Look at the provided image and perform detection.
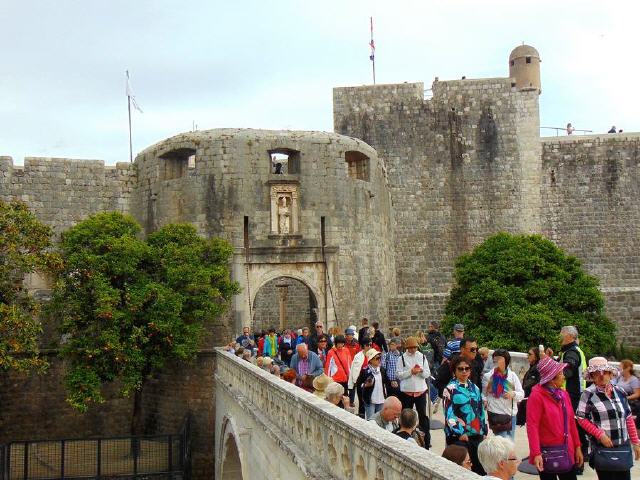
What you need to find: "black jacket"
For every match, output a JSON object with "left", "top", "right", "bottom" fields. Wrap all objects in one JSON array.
[
  {"left": 427, "top": 331, "right": 446, "bottom": 365},
  {"left": 560, "top": 342, "right": 582, "bottom": 409},
  {"left": 434, "top": 354, "right": 484, "bottom": 397},
  {"left": 372, "top": 330, "right": 388, "bottom": 352},
  {"left": 356, "top": 365, "right": 388, "bottom": 404}
]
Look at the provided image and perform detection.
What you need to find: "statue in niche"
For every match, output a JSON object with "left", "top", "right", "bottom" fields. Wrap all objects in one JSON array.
[{"left": 277, "top": 195, "right": 291, "bottom": 234}]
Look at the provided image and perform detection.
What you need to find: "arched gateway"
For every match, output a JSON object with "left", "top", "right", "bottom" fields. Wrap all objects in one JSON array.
[{"left": 252, "top": 276, "right": 318, "bottom": 331}]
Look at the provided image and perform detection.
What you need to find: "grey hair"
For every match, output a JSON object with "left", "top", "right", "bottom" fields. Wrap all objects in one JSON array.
[
  {"left": 477, "top": 436, "right": 514, "bottom": 475},
  {"left": 325, "top": 382, "right": 344, "bottom": 402},
  {"left": 561, "top": 325, "right": 579, "bottom": 339}
]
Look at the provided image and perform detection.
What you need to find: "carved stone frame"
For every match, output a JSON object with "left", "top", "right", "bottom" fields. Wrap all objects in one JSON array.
[{"left": 269, "top": 181, "right": 300, "bottom": 235}]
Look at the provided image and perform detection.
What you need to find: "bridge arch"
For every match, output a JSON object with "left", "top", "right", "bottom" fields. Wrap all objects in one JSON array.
[{"left": 218, "top": 416, "right": 245, "bottom": 480}]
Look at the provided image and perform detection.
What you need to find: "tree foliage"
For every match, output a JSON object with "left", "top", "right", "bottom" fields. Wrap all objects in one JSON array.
[
  {"left": 442, "top": 232, "right": 616, "bottom": 358},
  {"left": 0, "top": 200, "right": 57, "bottom": 373},
  {"left": 50, "top": 212, "right": 239, "bottom": 415}
]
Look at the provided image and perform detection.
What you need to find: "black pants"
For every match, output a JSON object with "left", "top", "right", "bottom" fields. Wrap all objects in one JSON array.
[
  {"left": 595, "top": 470, "right": 631, "bottom": 480},
  {"left": 539, "top": 472, "right": 577, "bottom": 480},
  {"left": 447, "top": 435, "right": 485, "bottom": 476},
  {"left": 399, "top": 391, "right": 431, "bottom": 449}
]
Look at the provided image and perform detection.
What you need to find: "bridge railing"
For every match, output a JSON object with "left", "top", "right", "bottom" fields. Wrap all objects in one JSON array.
[{"left": 215, "top": 348, "right": 479, "bottom": 480}]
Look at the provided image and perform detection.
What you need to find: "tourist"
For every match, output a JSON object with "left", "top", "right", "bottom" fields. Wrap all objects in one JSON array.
[
  {"left": 356, "top": 349, "right": 387, "bottom": 419},
  {"left": 367, "top": 326, "right": 382, "bottom": 352},
  {"left": 395, "top": 408, "right": 426, "bottom": 447},
  {"left": 236, "top": 326, "right": 255, "bottom": 350},
  {"left": 517, "top": 346, "right": 541, "bottom": 426},
  {"left": 566, "top": 123, "right": 575, "bottom": 135},
  {"left": 608, "top": 126, "right": 617, "bottom": 133},
  {"left": 477, "top": 436, "right": 520, "bottom": 480},
  {"left": 256, "top": 329, "right": 267, "bottom": 355},
  {"left": 324, "top": 381, "right": 354, "bottom": 412},
  {"left": 312, "top": 373, "right": 332, "bottom": 399},
  {"left": 388, "top": 326, "right": 402, "bottom": 349},
  {"left": 397, "top": 336, "right": 431, "bottom": 448},
  {"left": 442, "top": 444, "right": 473, "bottom": 471},
  {"left": 416, "top": 330, "right": 433, "bottom": 364},
  {"left": 381, "top": 338, "right": 402, "bottom": 398},
  {"left": 281, "top": 368, "right": 297, "bottom": 384},
  {"left": 613, "top": 359, "right": 640, "bottom": 427},
  {"left": 358, "top": 317, "right": 369, "bottom": 341},
  {"left": 444, "top": 323, "right": 465, "bottom": 359},
  {"left": 290, "top": 343, "right": 324, "bottom": 385},
  {"left": 443, "top": 355, "right": 487, "bottom": 476},
  {"left": 482, "top": 349, "right": 524, "bottom": 440},
  {"left": 526, "top": 356, "right": 583, "bottom": 480},
  {"left": 349, "top": 336, "right": 373, "bottom": 418},
  {"left": 435, "top": 337, "right": 483, "bottom": 396},
  {"left": 241, "top": 350, "right": 252, "bottom": 362},
  {"left": 325, "top": 334, "right": 352, "bottom": 392},
  {"left": 427, "top": 320, "right": 447, "bottom": 368},
  {"left": 278, "top": 329, "right": 295, "bottom": 366},
  {"left": 348, "top": 324, "right": 359, "bottom": 341},
  {"left": 576, "top": 357, "right": 640, "bottom": 480},
  {"left": 262, "top": 327, "right": 279, "bottom": 358},
  {"left": 479, "top": 347, "right": 492, "bottom": 374},
  {"left": 369, "top": 396, "right": 402, "bottom": 432},
  {"left": 309, "top": 321, "right": 332, "bottom": 351},
  {"left": 344, "top": 327, "right": 361, "bottom": 359},
  {"left": 295, "top": 326, "right": 310, "bottom": 346},
  {"left": 313, "top": 335, "right": 329, "bottom": 364}
]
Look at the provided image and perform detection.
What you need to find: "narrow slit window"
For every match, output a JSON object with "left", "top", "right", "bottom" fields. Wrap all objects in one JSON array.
[{"left": 525, "top": 56, "right": 532, "bottom": 64}]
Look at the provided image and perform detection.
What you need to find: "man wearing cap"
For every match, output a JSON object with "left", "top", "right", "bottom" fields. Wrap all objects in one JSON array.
[
  {"left": 344, "top": 327, "right": 361, "bottom": 359},
  {"left": 444, "top": 323, "right": 466, "bottom": 359},
  {"left": 349, "top": 336, "right": 374, "bottom": 418},
  {"left": 397, "top": 336, "right": 431, "bottom": 448},
  {"left": 382, "top": 338, "right": 402, "bottom": 398},
  {"left": 325, "top": 335, "right": 352, "bottom": 392}
]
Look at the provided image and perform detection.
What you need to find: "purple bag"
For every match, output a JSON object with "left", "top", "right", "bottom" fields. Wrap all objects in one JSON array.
[{"left": 540, "top": 391, "right": 574, "bottom": 474}]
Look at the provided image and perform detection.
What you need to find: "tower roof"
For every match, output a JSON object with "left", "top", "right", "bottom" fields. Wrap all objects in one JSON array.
[{"left": 509, "top": 44, "right": 540, "bottom": 61}]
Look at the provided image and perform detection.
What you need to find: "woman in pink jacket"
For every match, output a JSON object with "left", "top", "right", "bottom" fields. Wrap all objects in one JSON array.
[{"left": 526, "top": 356, "right": 584, "bottom": 480}]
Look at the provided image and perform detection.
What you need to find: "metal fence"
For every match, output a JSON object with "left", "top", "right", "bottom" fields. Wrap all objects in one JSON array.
[{"left": 0, "top": 414, "right": 191, "bottom": 480}]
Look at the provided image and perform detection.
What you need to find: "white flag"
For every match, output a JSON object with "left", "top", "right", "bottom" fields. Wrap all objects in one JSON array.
[
  {"left": 126, "top": 71, "right": 143, "bottom": 113},
  {"left": 328, "top": 357, "right": 338, "bottom": 377}
]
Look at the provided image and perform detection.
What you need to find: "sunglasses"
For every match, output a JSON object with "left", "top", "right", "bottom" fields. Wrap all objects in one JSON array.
[{"left": 456, "top": 366, "right": 471, "bottom": 372}]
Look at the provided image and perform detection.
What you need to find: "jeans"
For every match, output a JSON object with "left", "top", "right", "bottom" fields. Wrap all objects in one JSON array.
[
  {"left": 364, "top": 402, "right": 383, "bottom": 420},
  {"left": 495, "top": 415, "right": 517, "bottom": 441}
]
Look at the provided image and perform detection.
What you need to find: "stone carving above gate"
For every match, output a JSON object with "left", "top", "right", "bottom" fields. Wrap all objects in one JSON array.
[{"left": 269, "top": 182, "right": 300, "bottom": 235}]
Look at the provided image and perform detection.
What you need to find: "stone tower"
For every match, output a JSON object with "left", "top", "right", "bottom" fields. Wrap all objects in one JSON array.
[{"left": 509, "top": 44, "right": 541, "bottom": 94}]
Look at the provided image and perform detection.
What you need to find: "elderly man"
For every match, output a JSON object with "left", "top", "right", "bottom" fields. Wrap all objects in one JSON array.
[
  {"left": 477, "top": 437, "right": 520, "bottom": 480},
  {"left": 289, "top": 343, "right": 324, "bottom": 385},
  {"left": 397, "top": 336, "right": 431, "bottom": 448},
  {"left": 369, "top": 396, "right": 402, "bottom": 432}
]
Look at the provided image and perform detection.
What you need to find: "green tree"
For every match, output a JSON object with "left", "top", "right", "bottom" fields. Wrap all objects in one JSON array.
[
  {"left": 0, "top": 200, "right": 57, "bottom": 373},
  {"left": 442, "top": 232, "right": 615, "bottom": 358},
  {"left": 50, "top": 212, "right": 239, "bottom": 433}
]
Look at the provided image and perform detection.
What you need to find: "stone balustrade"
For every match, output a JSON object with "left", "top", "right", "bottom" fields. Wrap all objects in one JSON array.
[{"left": 215, "top": 348, "right": 479, "bottom": 479}]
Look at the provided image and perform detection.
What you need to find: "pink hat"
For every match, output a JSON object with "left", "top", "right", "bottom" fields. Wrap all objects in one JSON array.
[{"left": 537, "top": 356, "right": 568, "bottom": 385}]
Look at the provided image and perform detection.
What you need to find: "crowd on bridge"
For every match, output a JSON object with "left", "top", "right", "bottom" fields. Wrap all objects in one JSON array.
[{"left": 226, "top": 319, "right": 640, "bottom": 480}]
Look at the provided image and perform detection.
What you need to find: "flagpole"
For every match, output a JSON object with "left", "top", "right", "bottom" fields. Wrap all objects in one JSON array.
[
  {"left": 127, "top": 71, "right": 133, "bottom": 163},
  {"left": 370, "top": 17, "right": 376, "bottom": 85}
]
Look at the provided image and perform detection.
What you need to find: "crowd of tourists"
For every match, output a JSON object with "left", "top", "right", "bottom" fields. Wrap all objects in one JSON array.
[{"left": 226, "top": 319, "right": 640, "bottom": 479}]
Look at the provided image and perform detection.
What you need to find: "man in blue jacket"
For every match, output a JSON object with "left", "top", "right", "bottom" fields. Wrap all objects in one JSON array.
[{"left": 289, "top": 344, "right": 324, "bottom": 384}]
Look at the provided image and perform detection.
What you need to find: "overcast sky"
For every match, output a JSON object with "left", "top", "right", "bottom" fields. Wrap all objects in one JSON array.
[{"left": 2, "top": 1, "right": 638, "bottom": 165}]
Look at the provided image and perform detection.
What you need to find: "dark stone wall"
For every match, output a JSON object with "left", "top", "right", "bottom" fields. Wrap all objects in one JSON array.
[{"left": 252, "top": 276, "right": 313, "bottom": 332}]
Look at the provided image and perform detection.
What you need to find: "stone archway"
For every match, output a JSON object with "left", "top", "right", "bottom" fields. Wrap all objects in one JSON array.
[
  {"left": 252, "top": 276, "right": 318, "bottom": 331},
  {"left": 220, "top": 435, "right": 243, "bottom": 480}
]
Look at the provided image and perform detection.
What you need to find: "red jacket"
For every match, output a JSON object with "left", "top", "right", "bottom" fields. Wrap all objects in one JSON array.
[
  {"left": 325, "top": 346, "right": 352, "bottom": 383},
  {"left": 344, "top": 340, "right": 361, "bottom": 360},
  {"left": 526, "top": 384, "right": 581, "bottom": 464}
]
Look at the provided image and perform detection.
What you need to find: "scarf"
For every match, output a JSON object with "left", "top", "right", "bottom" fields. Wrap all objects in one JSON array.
[
  {"left": 490, "top": 368, "right": 510, "bottom": 398},
  {"left": 595, "top": 383, "right": 615, "bottom": 398},
  {"left": 545, "top": 385, "right": 564, "bottom": 402}
]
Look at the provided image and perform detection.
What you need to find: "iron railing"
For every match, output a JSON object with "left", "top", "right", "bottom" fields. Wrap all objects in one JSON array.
[{"left": 0, "top": 413, "right": 191, "bottom": 480}]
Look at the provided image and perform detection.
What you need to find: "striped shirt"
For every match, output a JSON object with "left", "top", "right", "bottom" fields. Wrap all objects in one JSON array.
[{"left": 443, "top": 339, "right": 461, "bottom": 359}]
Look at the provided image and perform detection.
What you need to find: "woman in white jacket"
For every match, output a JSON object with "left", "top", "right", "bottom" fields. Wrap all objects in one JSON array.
[
  {"left": 348, "top": 337, "right": 373, "bottom": 418},
  {"left": 482, "top": 349, "right": 524, "bottom": 441}
]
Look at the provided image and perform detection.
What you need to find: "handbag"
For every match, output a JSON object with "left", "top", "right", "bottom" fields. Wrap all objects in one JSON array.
[
  {"left": 488, "top": 411, "right": 512, "bottom": 433},
  {"left": 540, "top": 391, "right": 574, "bottom": 473},
  {"left": 590, "top": 388, "right": 634, "bottom": 471}
]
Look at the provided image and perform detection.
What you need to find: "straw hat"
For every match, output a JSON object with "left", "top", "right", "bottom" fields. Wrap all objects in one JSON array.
[
  {"left": 366, "top": 349, "right": 383, "bottom": 362},
  {"left": 312, "top": 373, "right": 333, "bottom": 398}
]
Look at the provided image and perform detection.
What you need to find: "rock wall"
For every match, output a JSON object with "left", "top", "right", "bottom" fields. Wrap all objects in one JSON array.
[{"left": 252, "top": 276, "right": 313, "bottom": 332}]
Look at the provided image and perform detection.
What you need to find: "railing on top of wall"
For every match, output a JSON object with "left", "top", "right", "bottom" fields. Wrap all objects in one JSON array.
[{"left": 215, "top": 348, "right": 479, "bottom": 480}]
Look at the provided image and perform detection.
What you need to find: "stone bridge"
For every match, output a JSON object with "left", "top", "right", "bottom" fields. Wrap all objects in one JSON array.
[{"left": 214, "top": 349, "right": 478, "bottom": 479}]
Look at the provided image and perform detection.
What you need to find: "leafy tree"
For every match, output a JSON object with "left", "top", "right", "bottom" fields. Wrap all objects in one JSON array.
[
  {"left": 442, "top": 232, "right": 616, "bottom": 358},
  {"left": 0, "top": 200, "right": 57, "bottom": 373},
  {"left": 50, "top": 212, "right": 239, "bottom": 433}
]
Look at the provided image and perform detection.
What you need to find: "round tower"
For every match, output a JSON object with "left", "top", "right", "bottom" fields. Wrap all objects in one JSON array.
[{"left": 509, "top": 44, "right": 541, "bottom": 94}]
